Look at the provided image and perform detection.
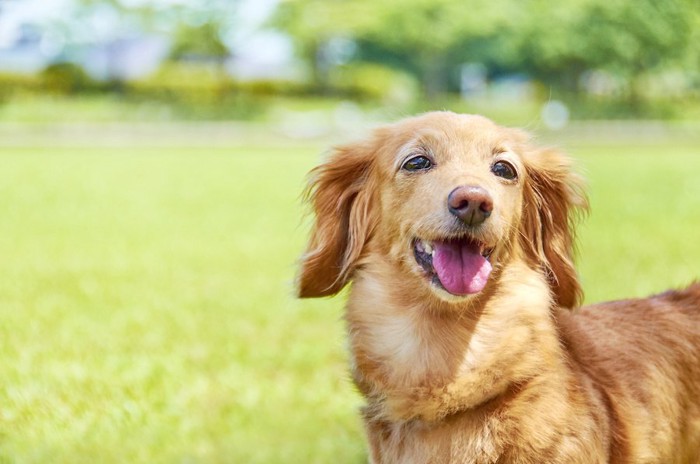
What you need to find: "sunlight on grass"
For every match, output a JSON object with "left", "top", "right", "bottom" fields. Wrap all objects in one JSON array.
[
  {"left": 0, "top": 146, "right": 364, "bottom": 463},
  {"left": 574, "top": 143, "right": 700, "bottom": 303},
  {"left": 0, "top": 139, "right": 698, "bottom": 463}
]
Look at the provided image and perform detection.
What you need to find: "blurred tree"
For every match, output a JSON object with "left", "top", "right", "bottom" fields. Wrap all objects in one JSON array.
[
  {"left": 681, "top": 1, "right": 700, "bottom": 90},
  {"left": 41, "top": 62, "right": 98, "bottom": 94},
  {"left": 273, "top": 0, "right": 375, "bottom": 91},
  {"left": 275, "top": 0, "right": 516, "bottom": 98},
  {"left": 276, "top": 0, "right": 700, "bottom": 101},
  {"left": 170, "top": 21, "right": 229, "bottom": 62},
  {"left": 517, "top": 0, "right": 697, "bottom": 101},
  {"left": 364, "top": 0, "right": 519, "bottom": 99},
  {"left": 167, "top": 20, "right": 230, "bottom": 82}
]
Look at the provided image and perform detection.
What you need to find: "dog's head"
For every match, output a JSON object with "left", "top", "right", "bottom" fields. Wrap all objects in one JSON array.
[{"left": 297, "top": 112, "right": 587, "bottom": 308}]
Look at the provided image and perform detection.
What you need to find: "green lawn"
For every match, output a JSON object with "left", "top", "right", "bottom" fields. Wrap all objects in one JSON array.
[{"left": 0, "top": 138, "right": 699, "bottom": 463}]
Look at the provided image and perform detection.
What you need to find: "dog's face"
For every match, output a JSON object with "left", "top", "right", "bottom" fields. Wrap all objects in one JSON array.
[
  {"left": 298, "top": 112, "right": 586, "bottom": 308},
  {"left": 375, "top": 115, "right": 526, "bottom": 300}
]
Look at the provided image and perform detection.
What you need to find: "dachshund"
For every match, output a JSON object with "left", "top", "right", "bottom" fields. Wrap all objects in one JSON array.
[{"left": 297, "top": 112, "right": 700, "bottom": 463}]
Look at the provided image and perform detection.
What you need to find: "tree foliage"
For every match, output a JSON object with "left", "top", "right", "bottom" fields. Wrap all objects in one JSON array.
[
  {"left": 275, "top": 0, "right": 517, "bottom": 95},
  {"left": 170, "top": 22, "right": 229, "bottom": 60},
  {"left": 516, "top": 0, "right": 695, "bottom": 86},
  {"left": 275, "top": 0, "right": 700, "bottom": 99}
]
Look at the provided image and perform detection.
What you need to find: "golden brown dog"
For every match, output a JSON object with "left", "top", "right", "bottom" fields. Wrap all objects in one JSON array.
[{"left": 297, "top": 112, "right": 700, "bottom": 463}]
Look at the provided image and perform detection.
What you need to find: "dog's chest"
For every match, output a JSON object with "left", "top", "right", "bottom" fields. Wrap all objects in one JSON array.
[
  {"left": 347, "top": 282, "right": 479, "bottom": 386},
  {"left": 368, "top": 413, "right": 508, "bottom": 464}
]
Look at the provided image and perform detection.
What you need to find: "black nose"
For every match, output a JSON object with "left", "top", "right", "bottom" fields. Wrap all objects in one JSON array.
[{"left": 447, "top": 185, "right": 493, "bottom": 226}]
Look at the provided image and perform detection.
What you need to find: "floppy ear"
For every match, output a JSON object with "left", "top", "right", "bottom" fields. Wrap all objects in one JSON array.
[
  {"left": 520, "top": 148, "right": 588, "bottom": 308},
  {"left": 297, "top": 140, "right": 378, "bottom": 298}
]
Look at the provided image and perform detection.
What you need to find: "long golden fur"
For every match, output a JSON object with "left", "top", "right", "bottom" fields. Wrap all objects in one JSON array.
[{"left": 297, "top": 112, "right": 700, "bottom": 463}]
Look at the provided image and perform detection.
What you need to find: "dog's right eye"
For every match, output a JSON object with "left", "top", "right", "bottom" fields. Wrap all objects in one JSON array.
[{"left": 402, "top": 155, "right": 433, "bottom": 172}]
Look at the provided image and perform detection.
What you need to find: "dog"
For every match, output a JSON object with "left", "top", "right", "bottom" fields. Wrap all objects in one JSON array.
[{"left": 297, "top": 112, "right": 700, "bottom": 463}]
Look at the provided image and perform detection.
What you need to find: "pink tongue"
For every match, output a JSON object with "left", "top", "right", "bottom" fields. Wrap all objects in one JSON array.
[{"left": 432, "top": 240, "right": 492, "bottom": 295}]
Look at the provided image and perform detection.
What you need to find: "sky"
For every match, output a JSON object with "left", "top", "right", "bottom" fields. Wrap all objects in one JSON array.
[{"left": 0, "top": 0, "right": 281, "bottom": 48}]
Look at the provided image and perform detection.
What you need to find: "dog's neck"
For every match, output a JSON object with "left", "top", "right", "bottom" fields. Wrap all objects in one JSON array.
[{"left": 346, "top": 256, "right": 566, "bottom": 421}]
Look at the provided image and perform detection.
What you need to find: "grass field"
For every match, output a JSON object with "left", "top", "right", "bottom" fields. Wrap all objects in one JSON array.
[{"left": 1, "top": 136, "right": 699, "bottom": 463}]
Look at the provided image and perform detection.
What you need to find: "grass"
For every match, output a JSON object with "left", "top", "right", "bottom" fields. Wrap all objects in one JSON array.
[
  {"left": 575, "top": 143, "right": 700, "bottom": 302},
  {"left": 0, "top": 136, "right": 699, "bottom": 463}
]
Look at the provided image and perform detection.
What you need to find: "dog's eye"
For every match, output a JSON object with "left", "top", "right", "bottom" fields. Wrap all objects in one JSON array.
[
  {"left": 491, "top": 161, "right": 517, "bottom": 180},
  {"left": 402, "top": 155, "right": 433, "bottom": 172}
]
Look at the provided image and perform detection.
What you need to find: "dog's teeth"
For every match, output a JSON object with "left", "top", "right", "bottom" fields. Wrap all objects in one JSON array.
[{"left": 423, "top": 241, "right": 434, "bottom": 255}]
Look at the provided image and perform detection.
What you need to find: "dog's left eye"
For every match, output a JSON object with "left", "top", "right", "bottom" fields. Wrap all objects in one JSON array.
[
  {"left": 402, "top": 155, "right": 433, "bottom": 172},
  {"left": 491, "top": 161, "right": 517, "bottom": 180}
]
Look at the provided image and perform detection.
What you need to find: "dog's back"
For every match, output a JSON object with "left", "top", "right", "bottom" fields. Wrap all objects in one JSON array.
[{"left": 559, "top": 283, "right": 700, "bottom": 463}]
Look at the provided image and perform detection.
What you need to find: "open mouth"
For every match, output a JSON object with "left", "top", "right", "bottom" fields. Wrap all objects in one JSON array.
[{"left": 413, "top": 237, "right": 493, "bottom": 296}]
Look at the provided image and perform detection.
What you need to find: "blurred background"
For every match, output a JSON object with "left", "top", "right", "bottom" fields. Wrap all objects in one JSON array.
[
  {"left": 1, "top": 0, "right": 699, "bottom": 130},
  {"left": 2, "top": 1, "right": 700, "bottom": 463}
]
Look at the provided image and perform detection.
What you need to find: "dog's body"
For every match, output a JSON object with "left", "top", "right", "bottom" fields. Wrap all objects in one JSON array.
[
  {"left": 297, "top": 112, "right": 700, "bottom": 463},
  {"left": 351, "top": 264, "right": 700, "bottom": 463}
]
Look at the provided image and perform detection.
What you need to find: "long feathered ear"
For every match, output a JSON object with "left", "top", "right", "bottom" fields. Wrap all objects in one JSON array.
[
  {"left": 520, "top": 147, "right": 588, "bottom": 308},
  {"left": 297, "top": 140, "right": 378, "bottom": 298}
]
